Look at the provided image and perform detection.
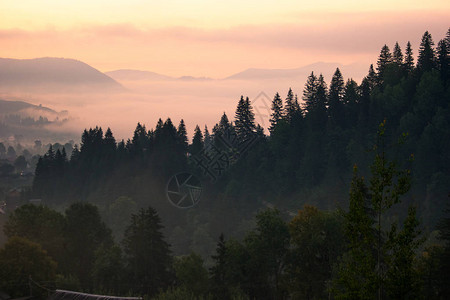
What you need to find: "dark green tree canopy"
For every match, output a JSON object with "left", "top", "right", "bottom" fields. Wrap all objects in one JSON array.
[
  {"left": 417, "top": 31, "right": 437, "bottom": 73},
  {"left": 122, "top": 206, "right": 172, "bottom": 296}
]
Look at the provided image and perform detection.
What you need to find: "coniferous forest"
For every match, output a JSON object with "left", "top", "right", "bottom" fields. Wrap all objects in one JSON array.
[{"left": 1, "top": 29, "right": 450, "bottom": 299}]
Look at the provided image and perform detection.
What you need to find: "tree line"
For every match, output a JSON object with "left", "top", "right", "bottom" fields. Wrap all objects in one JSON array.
[
  {"left": 2, "top": 136, "right": 450, "bottom": 298},
  {"left": 1, "top": 28, "right": 445, "bottom": 299},
  {"left": 24, "top": 29, "right": 450, "bottom": 264}
]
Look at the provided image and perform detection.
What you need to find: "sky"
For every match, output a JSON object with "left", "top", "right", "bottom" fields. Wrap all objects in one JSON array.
[
  {"left": 0, "top": 1, "right": 449, "bottom": 142},
  {"left": 1, "top": 0, "right": 449, "bottom": 78}
]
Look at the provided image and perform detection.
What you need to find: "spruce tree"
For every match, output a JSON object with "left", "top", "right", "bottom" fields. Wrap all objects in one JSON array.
[
  {"left": 104, "top": 127, "right": 117, "bottom": 153},
  {"left": 283, "top": 88, "right": 296, "bottom": 123},
  {"left": 244, "top": 96, "right": 256, "bottom": 132},
  {"left": 104, "top": 128, "right": 116, "bottom": 146},
  {"left": 302, "top": 72, "right": 318, "bottom": 114},
  {"left": 212, "top": 112, "right": 233, "bottom": 147},
  {"left": 376, "top": 44, "right": 392, "bottom": 84},
  {"left": 203, "top": 125, "right": 211, "bottom": 148},
  {"left": 162, "top": 118, "right": 178, "bottom": 143},
  {"left": 316, "top": 74, "right": 328, "bottom": 109},
  {"left": 131, "top": 123, "right": 148, "bottom": 155},
  {"left": 343, "top": 79, "right": 359, "bottom": 127},
  {"left": 333, "top": 122, "right": 422, "bottom": 299},
  {"left": 367, "top": 64, "right": 377, "bottom": 87},
  {"left": 154, "top": 118, "right": 164, "bottom": 141},
  {"left": 392, "top": 42, "right": 403, "bottom": 65},
  {"left": 333, "top": 166, "right": 376, "bottom": 299},
  {"left": 122, "top": 207, "right": 172, "bottom": 297},
  {"left": 328, "top": 68, "right": 345, "bottom": 126},
  {"left": 437, "top": 38, "right": 450, "bottom": 83},
  {"left": 404, "top": 41, "right": 415, "bottom": 74},
  {"left": 190, "top": 125, "right": 204, "bottom": 155},
  {"left": 269, "top": 92, "right": 283, "bottom": 133},
  {"left": 70, "top": 144, "right": 80, "bottom": 162},
  {"left": 417, "top": 31, "right": 436, "bottom": 73},
  {"left": 210, "top": 233, "right": 229, "bottom": 298},
  {"left": 303, "top": 72, "right": 327, "bottom": 128},
  {"left": 218, "top": 112, "right": 231, "bottom": 132},
  {"left": 235, "top": 96, "right": 256, "bottom": 140},
  {"left": 177, "top": 119, "right": 189, "bottom": 154}
]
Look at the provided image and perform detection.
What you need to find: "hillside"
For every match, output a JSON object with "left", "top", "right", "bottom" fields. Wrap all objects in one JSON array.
[
  {"left": 105, "top": 69, "right": 173, "bottom": 81},
  {"left": 0, "top": 57, "right": 124, "bottom": 92},
  {"left": 106, "top": 69, "right": 213, "bottom": 81},
  {"left": 0, "top": 99, "right": 57, "bottom": 115},
  {"left": 225, "top": 62, "right": 368, "bottom": 81}
]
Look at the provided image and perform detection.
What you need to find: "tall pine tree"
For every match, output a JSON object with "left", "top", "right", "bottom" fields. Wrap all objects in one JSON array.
[
  {"left": 376, "top": 44, "right": 392, "bottom": 85},
  {"left": 417, "top": 31, "right": 437, "bottom": 74},
  {"left": 177, "top": 119, "right": 189, "bottom": 154},
  {"left": 269, "top": 92, "right": 283, "bottom": 133},
  {"left": 235, "top": 96, "right": 256, "bottom": 140},
  {"left": 404, "top": 41, "right": 415, "bottom": 74},
  {"left": 328, "top": 68, "right": 345, "bottom": 127},
  {"left": 190, "top": 125, "right": 204, "bottom": 155},
  {"left": 437, "top": 38, "right": 450, "bottom": 83},
  {"left": 122, "top": 207, "right": 172, "bottom": 297},
  {"left": 392, "top": 42, "right": 404, "bottom": 66}
]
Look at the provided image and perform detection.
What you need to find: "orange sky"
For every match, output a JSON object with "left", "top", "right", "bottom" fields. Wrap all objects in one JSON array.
[{"left": 0, "top": 1, "right": 449, "bottom": 77}]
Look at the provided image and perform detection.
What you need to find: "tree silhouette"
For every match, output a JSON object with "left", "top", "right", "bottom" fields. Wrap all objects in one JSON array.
[
  {"left": 190, "top": 125, "right": 204, "bottom": 155},
  {"left": 417, "top": 31, "right": 436, "bottom": 74},
  {"left": 269, "top": 92, "right": 283, "bottom": 132},
  {"left": 122, "top": 207, "right": 172, "bottom": 296},
  {"left": 404, "top": 41, "right": 415, "bottom": 74}
]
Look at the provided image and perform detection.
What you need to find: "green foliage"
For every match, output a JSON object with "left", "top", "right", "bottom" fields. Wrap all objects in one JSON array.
[
  {"left": 332, "top": 122, "right": 423, "bottom": 299},
  {"left": 235, "top": 95, "right": 256, "bottom": 140},
  {"left": 173, "top": 253, "right": 209, "bottom": 297},
  {"left": 105, "top": 196, "right": 138, "bottom": 241},
  {"left": 122, "top": 206, "right": 172, "bottom": 297},
  {"left": 209, "top": 209, "right": 290, "bottom": 299},
  {"left": 416, "top": 244, "right": 445, "bottom": 299},
  {"left": 246, "top": 208, "right": 290, "bottom": 299},
  {"left": 0, "top": 236, "right": 57, "bottom": 298},
  {"left": 4, "top": 204, "right": 66, "bottom": 264},
  {"left": 63, "top": 202, "right": 113, "bottom": 290},
  {"left": 385, "top": 206, "right": 423, "bottom": 299},
  {"left": 431, "top": 205, "right": 450, "bottom": 298},
  {"left": 20, "top": 29, "right": 450, "bottom": 299},
  {"left": 377, "top": 44, "right": 392, "bottom": 85},
  {"left": 328, "top": 67, "right": 345, "bottom": 127},
  {"left": 269, "top": 92, "right": 283, "bottom": 132},
  {"left": 190, "top": 125, "right": 204, "bottom": 155},
  {"left": 417, "top": 31, "right": 437, "bottom": 74},
  {"left": 332, "top": 168, "right": 377, "bottom": 299},
  {"left": 288, "top": 205, "right": 345, "bottom": 299},
  {"left": 92, "top": 244, "right": 125, "bottom": 295},
  {"left": 404, "top": 41, "right": 415, "bottom": 73}
]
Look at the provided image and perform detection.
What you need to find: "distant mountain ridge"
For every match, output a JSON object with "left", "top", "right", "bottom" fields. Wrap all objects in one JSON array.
[
  {"left": 106, "top": 62, "right": 368, "bottom": 83},
  {"left": 105, "top": 69, "right": 173, "bottom": 81},
  {"left": 225, "top": 62, "right": 369, "bottom": 80},
  {"left": 0, "top": 98, "right": 60, "bottom": 115},
  {"left": 105, "top": 69, "right": 213, "bottom": 81},
  {"left": 0, "top": 57, "right": 124, "bottom": 92}
]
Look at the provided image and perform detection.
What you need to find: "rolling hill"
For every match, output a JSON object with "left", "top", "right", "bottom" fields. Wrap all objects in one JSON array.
[
  {"left": 0, "top": 99, "right": 58, "bottom": 115},
  {"left": 225, "top": 62, "right": 368, "bottom": 81},
  {"left": 0, "top": 57, "right": 124, "bottom": 93}
]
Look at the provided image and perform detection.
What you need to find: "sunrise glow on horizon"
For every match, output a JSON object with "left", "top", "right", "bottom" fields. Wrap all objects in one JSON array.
[{"left": 1, "top": 0, "right": 449, "bottom": 77}]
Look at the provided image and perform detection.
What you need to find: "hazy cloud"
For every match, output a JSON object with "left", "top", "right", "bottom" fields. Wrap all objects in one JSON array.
[{"left": 0, "top": 10, "right": 447, "bottom": 77}]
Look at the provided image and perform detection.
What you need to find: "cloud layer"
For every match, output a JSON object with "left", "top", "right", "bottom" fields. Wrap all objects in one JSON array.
[{"left": 0, "top": 10, "right": 448, "bottom": 77}]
